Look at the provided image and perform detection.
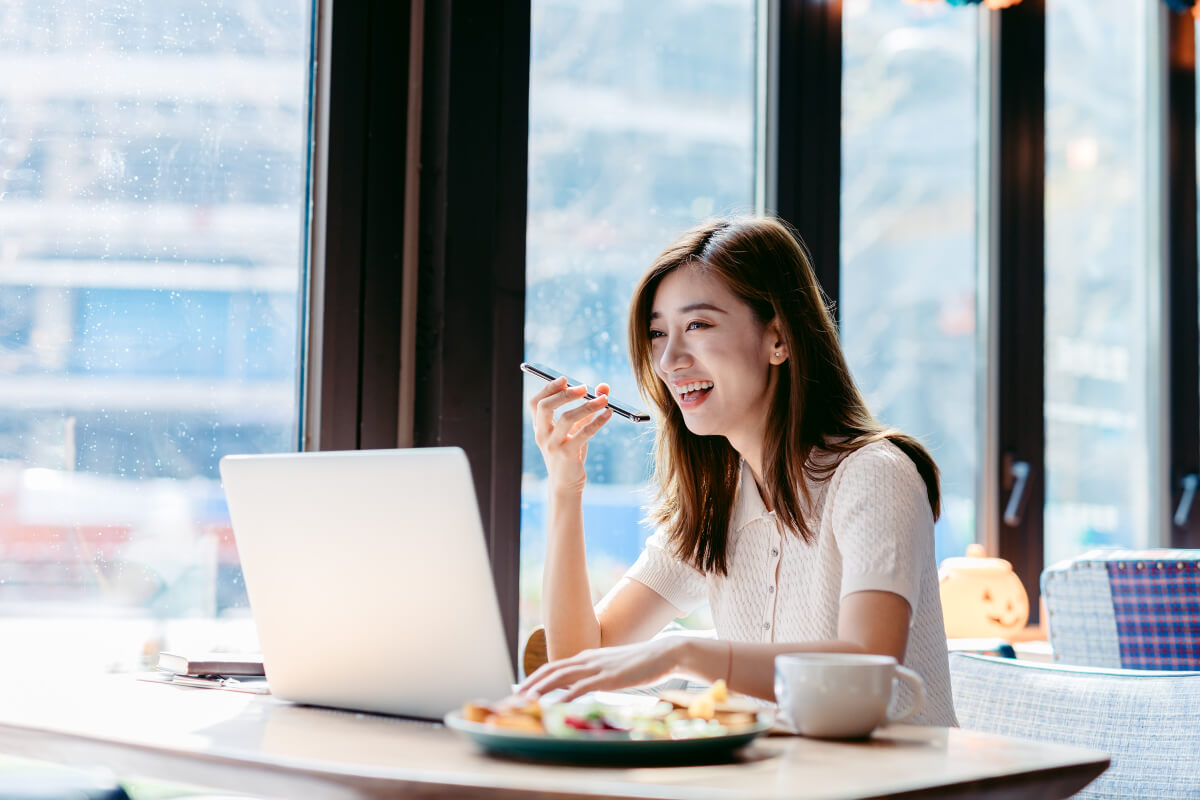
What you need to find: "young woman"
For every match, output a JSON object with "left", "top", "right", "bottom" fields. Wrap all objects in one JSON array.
[{"left": 519, "top": 216, "right": 955, "bottom": 726}]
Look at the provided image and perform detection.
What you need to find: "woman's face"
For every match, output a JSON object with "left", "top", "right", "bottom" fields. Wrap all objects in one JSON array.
[{"left": 648, "top": 265, "right": 782, "bottom": 450}]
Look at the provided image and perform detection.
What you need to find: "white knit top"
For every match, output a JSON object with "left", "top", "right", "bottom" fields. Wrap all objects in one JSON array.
[{"left": 624, "top": 439, "right": 957, "bottom": 727}]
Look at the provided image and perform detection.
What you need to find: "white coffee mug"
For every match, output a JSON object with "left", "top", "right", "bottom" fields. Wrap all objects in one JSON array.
[{"left": 773, "top": 653, "right": 925, "bottom": 739}]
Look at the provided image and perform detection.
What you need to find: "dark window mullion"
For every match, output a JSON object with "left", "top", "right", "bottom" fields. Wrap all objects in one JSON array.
[
  {"left": 993, "top": 0, "right": 1046, "bottom": 618},
  {"left": 309, "top": 0, "right": 371, "bottom": 451},
  {"left": 309, "top": 0, "right": 411, "bottom": 452},
  {"left": 358, "top": 1, "right": 413, "bottom": 449},
  {"left": 774, "top": 0, "right": 842, "bottom": 312},
  {"left": 414, "top": 1, "right": 530, "bottom": 668},
  {"left": 1168, "top": 13, "right": 1200, "bottom": 548}
]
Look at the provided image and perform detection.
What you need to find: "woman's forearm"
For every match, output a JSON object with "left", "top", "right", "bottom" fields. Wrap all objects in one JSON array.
[
  {"left": 542, "top": 489, "right": 602, "bottom": 660},
  {"left": 678, "top": 638, "right": 867, "bottom": 701}
]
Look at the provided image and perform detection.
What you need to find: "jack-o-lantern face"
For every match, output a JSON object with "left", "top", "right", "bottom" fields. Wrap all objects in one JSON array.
[
  {"left": 938, "top": 551, "right": 1030, "bottom": 638},
  {"left": 980, "top": 586, "right": 1024, "bottom": 630}
]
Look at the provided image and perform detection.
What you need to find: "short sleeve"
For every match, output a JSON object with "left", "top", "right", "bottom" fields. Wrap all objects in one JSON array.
[
  {"left": 623, "top": 527, "right": 709, "bottom": 615},
  {"left": 830, "top": 441, "right": 934, "bottom": 617}
]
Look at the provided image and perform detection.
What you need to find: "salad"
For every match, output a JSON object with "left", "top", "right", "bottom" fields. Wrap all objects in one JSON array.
[{"left": 459, "top": 680, "right": 766, "bottom": 741}]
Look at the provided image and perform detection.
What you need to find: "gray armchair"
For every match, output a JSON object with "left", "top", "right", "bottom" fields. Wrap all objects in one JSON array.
[{"left": 949, "top": 652, "right": 1200, "bottom": 799}]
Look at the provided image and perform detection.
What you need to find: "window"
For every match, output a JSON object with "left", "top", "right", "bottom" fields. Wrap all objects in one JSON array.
[
  {"left": 521, "top": 0, "right": 760, "bottom": 639},
  {"left": 0, "top": 1, "right": 313, "bottom": 665},
  {"left": 841, "top": 0, "right": 980, "bottom": 564},
  {"left": 1044, "top": 0, "right": 1152, "bottom": 564}
]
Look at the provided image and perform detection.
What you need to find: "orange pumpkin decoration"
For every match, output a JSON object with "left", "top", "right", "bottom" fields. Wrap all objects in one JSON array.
[{"left": 938, "top": 544, "right": 1029, "bottom": 639}]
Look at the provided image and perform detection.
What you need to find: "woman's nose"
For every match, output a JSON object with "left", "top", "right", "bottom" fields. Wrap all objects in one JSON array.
[{"left": 658, "top": 335, "right": 691, "bottom": 372}]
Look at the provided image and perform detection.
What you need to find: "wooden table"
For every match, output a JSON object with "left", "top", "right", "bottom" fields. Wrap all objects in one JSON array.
[{"left": 0, "top": 675, "right": 1107, "bottom": 799}]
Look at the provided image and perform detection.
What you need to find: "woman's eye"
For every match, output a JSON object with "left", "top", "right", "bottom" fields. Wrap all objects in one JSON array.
[
  {"left": 687, "top": 321, "right": 710, "bottom": 331},
  {"left": 648, "top": 330, "right": 665, "bottom": 340}
]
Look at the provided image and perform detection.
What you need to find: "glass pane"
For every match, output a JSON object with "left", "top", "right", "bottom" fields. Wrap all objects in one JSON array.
[
  {"left": 840, "top": 0, "right": 979, "bottom": 565},
  {"left": 1044, "top": 0, "right": 1149, "bottom": 564},
  {"left": 522, "top": 0, "right": 758, "bottom": 641},
  {"left": 0, "top": 1, "right": 312, "bottom": 666}
]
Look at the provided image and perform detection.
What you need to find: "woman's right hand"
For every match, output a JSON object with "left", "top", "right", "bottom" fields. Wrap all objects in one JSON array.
[{"left": 529, "top": 377, "right": 612, "bottom": 496}]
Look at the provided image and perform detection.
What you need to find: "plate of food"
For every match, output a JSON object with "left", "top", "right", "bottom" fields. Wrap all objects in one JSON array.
[{"left": 444, "top": 680, "right": 774, "bottom": 765}]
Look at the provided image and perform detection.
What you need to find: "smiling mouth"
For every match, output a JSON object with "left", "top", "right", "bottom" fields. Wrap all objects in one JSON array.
[
  {"left": 676, "top": 383, "right": 713, "bottom": 408},
  {"left": 988, "top": 615, "right": 1019, "bottom": 628}
]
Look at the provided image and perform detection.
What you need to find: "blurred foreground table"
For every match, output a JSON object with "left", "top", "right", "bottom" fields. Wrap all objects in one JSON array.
[{"left": 0, "top": 676, "right": 1107, "bottom": 799}]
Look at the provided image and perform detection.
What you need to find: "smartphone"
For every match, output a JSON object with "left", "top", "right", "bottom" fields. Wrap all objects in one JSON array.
[{"left": 520, "top": 362, "right": 651, "bottom": 423}]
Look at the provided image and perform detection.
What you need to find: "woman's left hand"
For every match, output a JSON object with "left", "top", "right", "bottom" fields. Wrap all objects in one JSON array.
[{"left": 518, "top": 637, "right": 687, "bottom": 702}]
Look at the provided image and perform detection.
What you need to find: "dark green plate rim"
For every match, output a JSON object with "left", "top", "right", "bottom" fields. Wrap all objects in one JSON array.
[{"left": 443, "top": 710, "right": 773, "bottom": 765}]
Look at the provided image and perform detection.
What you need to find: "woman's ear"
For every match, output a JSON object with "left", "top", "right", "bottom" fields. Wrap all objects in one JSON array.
[{"left": 766, "top": 319, "right": 787, "bottom": 365}]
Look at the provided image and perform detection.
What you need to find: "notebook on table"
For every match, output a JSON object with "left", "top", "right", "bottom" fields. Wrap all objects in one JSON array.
[
  {"left": 156, "top": 651, "right": 265, "bottom": 677},
  {"left": 218, "top": 447, "right": 515, "bottom": 720}
]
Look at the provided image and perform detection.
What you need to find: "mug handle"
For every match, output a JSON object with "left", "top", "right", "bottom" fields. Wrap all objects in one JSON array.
[{"left": 886, "top": 665, "right": 925, "bottom": 724}]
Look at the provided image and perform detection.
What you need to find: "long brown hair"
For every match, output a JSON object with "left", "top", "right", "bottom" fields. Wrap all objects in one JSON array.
[{"left": 628, "top": 216, "right": 941, "bottom": 576}]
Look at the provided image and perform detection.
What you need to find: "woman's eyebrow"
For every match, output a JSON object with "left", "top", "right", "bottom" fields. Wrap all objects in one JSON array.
[{"left": 649, "top": 302, "right": 728, "bottom": 320}]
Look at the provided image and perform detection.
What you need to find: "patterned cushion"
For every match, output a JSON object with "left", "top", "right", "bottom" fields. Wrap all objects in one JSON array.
[
  {"left": 1042, "top": 549, "right": 1200, "bottom": 670},
  {"left": 949, "top": 653, "right": 1200, "bottom": 799}
]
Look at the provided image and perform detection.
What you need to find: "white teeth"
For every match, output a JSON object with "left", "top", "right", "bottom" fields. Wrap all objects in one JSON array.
[{"left": 676, "top": 381, "right": 714, "bottom": 396}]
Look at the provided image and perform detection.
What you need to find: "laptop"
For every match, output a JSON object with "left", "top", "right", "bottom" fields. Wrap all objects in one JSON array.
[{"left": 218, "top": 447, "right": 516, "bottom": 720}]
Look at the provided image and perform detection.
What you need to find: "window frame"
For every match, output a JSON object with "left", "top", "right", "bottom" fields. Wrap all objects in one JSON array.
[
  {"left": 411, "top": 0, "right": 530, "bottom": 662},
  {"left": 306, "top": 0, "right": 415, "bottom": 453},
  {"left": 989, "top": 0, "right": 1047, "bottom": 619},
  {"left": 1167, "top": 11, "right": 1200, "bottom": 549},
  {"left": 315, "top": 0, "right": 1200, "bottom": 657},
  {"left": 308, "top": 0, "right": 531, "bottom": 666},
  {"left": 772, "top": 0, "right": 842, "bottom": 308}
]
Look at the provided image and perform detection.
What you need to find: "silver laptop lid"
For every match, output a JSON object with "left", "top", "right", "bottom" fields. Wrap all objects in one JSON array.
[{"left": 219, "top": 447, "right": 515, "bottom": 719}]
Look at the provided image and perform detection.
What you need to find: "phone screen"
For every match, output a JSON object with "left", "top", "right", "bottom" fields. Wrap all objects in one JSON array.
[{"left": 520, "top": 362, "right": 650, "bottom": 423}]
